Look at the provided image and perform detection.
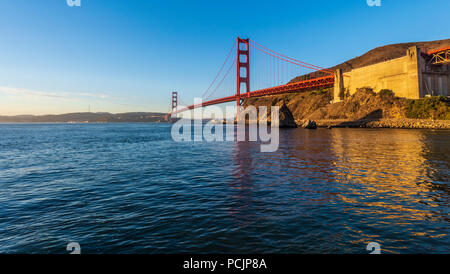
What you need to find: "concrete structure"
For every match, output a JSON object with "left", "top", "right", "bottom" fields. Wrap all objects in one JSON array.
[
  {"left": 333, "top": 69, "right": 344, "bottom": 103},
  {"left": 334, "top": 46, "right": 450, "bottom": 101}
]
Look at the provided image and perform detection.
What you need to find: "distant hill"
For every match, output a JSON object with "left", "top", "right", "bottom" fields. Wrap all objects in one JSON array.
[
  {"left": 0, "top": 112, "right": 168, "bottom": 123},
  {"left": 290, "top": 38, "right": 450, "bottom": 82}
]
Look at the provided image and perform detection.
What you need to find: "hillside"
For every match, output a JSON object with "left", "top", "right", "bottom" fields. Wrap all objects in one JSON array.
[
  {"left": 0, "top": 112, "right": 167, "bottom": 123},
  {"left": 243, "top": 87, "right": 450, "bottom": 129},
  {"left": 290, "top": 38, "right": 450, "bottom": 82},
  {"left": 244, "top": 39, "right": 450, "bottom": 128}
]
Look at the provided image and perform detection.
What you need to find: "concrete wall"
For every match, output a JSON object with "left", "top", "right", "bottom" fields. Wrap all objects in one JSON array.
[{"left": 334, "top": 46, "right": 450, "bottom": 101}]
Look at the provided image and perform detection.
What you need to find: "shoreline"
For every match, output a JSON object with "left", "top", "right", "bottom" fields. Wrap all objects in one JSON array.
[
  {"left": 312, "top": 118, "right": 450, "bottom": 129},
  {"left": 1, "top": 119, "right": 449, "bottom": 130}
]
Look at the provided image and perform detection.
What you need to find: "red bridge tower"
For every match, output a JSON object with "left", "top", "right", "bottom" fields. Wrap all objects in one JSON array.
[
  {"left": 171, "top": 91, "right": 178, "bottom": 118},
  {"left": 236, "top": 38, "right": 250, "bottom": 113}
]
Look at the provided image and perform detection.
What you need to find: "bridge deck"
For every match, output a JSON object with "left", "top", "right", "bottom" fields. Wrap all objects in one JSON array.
[
  {"left": 427, "top": 46, "right": 450, "bottom": 55},
  {"left": 172, "top": 75, "right": 334, "bottom": 115},
  {"left": 427, "top": 46, "right": 450, "bottom": 65}
]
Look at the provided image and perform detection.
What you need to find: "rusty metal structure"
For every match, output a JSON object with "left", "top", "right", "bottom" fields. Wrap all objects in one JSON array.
[{"left": 428, "top": 46, "right": 450, "bottom": 65}]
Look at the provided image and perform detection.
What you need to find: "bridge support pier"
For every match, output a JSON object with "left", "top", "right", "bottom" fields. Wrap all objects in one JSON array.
[{"left": 333, "top": 69, "right": 344, "bottom": 103}]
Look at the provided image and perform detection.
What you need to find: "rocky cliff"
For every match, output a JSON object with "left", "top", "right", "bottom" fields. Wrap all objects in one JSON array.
[{"left": 244, "top": 88, "right": 450, "bottom": 128}]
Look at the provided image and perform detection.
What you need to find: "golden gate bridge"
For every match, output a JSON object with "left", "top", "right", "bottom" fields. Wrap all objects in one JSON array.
[
  {"left": 168, "top": 37, "right": 450, "bottom": 119},
  {"left": 168, "top": 37, "right": 335, "bottom": 119}
]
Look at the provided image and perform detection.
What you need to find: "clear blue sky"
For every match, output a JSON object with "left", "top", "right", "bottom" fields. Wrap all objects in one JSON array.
[{"left": 0, "top": 0, "right": 448, "bottom": 115}]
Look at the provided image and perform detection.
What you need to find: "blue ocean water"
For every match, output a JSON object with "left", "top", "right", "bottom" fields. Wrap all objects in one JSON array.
[{"left": 0, "top": 123, "right": 448, "bottom": 254}]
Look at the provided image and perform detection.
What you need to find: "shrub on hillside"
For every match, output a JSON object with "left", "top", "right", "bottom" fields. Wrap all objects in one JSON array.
[
  {"left": 356, "top": 87, "right": 376, "bottom": 96},
  {"left": 379, "top": 89, "right": 395, "bottom": 98},
  {"left": 406, "top": 96, "right": 450, "bottom": 120},
  {"left": 311, "top": 88, "right": 331, "bottom": 96}
]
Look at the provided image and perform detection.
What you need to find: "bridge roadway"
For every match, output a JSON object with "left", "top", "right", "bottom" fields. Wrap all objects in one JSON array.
[{"left": 171, "top": 75, "right": 334, "bottom": 115}]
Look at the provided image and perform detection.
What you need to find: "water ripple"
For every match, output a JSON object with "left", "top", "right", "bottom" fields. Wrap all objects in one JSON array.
[{"left": 0, "top": 124, "right": 448, "bottom": 254}]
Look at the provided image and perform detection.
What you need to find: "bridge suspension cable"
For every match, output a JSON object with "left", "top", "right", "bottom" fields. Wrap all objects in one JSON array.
[
  {"left": 249, "top": 39, "right": 333, "bottom": 74},
  {"left": 204, "top": 59, "right": 236, "bottom": 101},
  {"left": 249, "top": 40, "right": 333, "bottom": 75},
  {"left": 201, "top": 41, "right": 237, "bottom": 100}
]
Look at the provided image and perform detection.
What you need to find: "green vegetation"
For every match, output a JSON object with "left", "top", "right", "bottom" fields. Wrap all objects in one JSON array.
[
  {"left": 378, "top": 89, "right": 395, "bottom": 99},
  {"left": 311, "top": 88, "right": 331, "bottom": 96},
  {"left": 357, "top": 87, "right": 376, "bottom": 95},
  {"left": 405, "top": 96, "right": 450, "bottom": 120}
]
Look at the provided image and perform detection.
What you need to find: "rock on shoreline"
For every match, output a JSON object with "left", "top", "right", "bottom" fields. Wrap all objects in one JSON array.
[
  {"left": 313, "top": 118, "right": 450, "bottom": 129},
  {"left": 299, "top": 120, "right": 317, "bottom": 129}
]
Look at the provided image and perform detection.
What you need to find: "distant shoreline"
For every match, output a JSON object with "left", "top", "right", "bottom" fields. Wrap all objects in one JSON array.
[
  {"left": 0, "top": 112, "right": 168, "bottom": 123},
  {"left": 0, "top": 122, "right": 165, "bottom": 124},
  {"left": 1, "top": 120, "right": 449, "bottom": 130}
]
